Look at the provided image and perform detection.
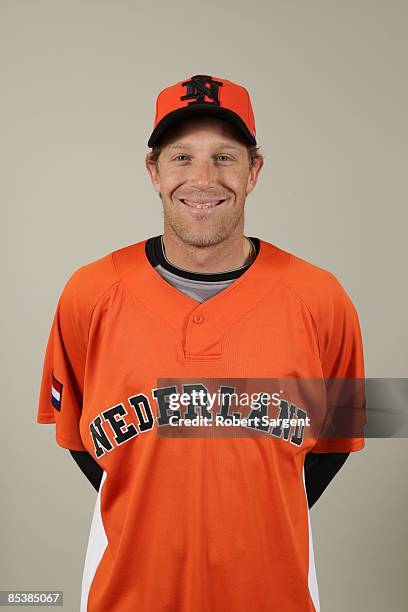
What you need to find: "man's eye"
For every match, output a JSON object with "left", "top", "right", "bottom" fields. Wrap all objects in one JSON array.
[{"left": 173, "top": 154, "right": 231, "bottom": 162}]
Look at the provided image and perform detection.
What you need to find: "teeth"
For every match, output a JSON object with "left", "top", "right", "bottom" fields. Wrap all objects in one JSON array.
[{"left": 182, "top": 199, "right": 223, "bottom": 209}]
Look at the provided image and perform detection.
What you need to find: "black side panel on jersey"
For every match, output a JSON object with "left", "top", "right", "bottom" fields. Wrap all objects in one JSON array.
[
  {"left": 304, "top": 451, "right": 350, "bottom": 508},
  {"left": 69, "top": 450, "right": 103, "bottom": 492}
]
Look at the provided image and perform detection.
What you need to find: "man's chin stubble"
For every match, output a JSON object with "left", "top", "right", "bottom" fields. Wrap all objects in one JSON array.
[{"left": 163, "top": 210, "right": 244, "bottom": 249}]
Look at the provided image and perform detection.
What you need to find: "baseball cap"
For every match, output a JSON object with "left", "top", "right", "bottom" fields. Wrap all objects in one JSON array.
[{"left": 147, "top": 74, "right": 257, "bottom": 148}]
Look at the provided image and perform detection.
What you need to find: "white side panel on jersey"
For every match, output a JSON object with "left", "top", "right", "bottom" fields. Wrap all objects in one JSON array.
[
  {"left": 78, "top": 468, "right": 320, "bottom": 610},
  {"left": 80, "top": 470, "right": 108, "bottom": 612},
  {"left": 302, "top": 467, "right": 321, "bottom": 612}
]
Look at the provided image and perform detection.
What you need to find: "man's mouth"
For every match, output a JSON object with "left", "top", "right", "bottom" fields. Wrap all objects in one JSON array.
[{"left": 179, "top": 198, "right": 226, "bottom": 209}]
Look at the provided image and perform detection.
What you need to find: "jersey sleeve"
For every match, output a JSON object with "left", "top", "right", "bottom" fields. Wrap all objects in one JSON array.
[
  {"left": 36, "top": 269, "right": 89, "bottom": 451},
  {"left": 312, "top": 275, "right": 366, "bottom": 453}
]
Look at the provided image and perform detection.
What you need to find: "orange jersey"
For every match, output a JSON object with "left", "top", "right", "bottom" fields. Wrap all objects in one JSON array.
[{"left": 37, "top": 237, "right": 365, "bottom": 612}]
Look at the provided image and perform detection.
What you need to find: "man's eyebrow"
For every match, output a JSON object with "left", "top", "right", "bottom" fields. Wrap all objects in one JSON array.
[{"left": 166, "top": 142, "right": 241, "bottom": 150}]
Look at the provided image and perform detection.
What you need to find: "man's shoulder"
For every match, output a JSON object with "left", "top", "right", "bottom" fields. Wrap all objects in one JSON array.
[
  {"left": 260, "top": 239, "right": 354, "bottom": 312},
  {"left": 62, "top": 250, "right": 119, "bottom": 303},
  {"left": 62, "top": 239, "right": 146, "bottom": 299},
  {"left": 273, "top": 246, "right": 361, "bottom": 339},
  {"left": 57, "top": 240, "right": 146, "bottom": 323},
  {"left": 284, "top": 251, "right": 343, "bottom": 296},
  {"left": 49, "top": 240, "right": 148, "bottom": 345}
]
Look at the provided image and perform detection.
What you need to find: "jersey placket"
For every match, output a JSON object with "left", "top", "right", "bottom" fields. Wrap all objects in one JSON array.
[{"left": 112, "top": 238, "right": 291, "bottom": 363}]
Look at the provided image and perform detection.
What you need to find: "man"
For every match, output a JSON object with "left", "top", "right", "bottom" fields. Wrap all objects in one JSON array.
[{"left": 37, "top": 74, "right": 365, "bottom": 612}]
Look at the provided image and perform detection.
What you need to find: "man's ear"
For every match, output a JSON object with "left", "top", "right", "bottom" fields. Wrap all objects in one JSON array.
[
  {"left": 145, "top": 153, "right": 161, "bottom": 194},
  {"left": 246, "top": 155, "right": 264, "bottom": 196}
]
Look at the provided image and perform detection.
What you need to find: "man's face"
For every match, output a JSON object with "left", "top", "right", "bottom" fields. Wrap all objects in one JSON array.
[{"left": 145, "top": 116, "right": 264, "bottom": 247}]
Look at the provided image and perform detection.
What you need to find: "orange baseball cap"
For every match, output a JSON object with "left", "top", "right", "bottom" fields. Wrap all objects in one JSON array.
[{"left": 147, "top": 74, "right": 257, "bottom": 147}]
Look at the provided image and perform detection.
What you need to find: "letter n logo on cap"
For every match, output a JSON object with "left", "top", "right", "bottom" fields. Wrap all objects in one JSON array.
[{"left": 181, "top": 74, "right": 223, "bottom": 106}]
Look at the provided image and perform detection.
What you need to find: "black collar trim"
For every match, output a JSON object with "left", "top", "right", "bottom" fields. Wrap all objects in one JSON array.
[{"left": 145, "top": 235, "right": 260, "bottom": 282}]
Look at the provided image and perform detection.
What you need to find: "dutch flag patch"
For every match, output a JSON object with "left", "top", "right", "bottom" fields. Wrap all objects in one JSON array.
[{"left": 51, "top": 371, "right": 63, "bottom": 411}]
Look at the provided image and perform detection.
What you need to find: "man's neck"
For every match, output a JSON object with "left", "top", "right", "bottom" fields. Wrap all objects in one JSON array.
[{"left": 161, "top": 231, "right": 253, "bottom": 274}]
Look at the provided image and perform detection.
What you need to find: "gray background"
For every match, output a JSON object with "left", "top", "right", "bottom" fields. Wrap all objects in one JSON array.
[{"left": 1, "top": 1, "right": 407, "bottom": 610}]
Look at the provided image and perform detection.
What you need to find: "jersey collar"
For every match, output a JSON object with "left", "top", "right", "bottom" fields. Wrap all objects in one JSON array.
[{"left": 112, "top": 237, "right": 291, "bottom": 361}]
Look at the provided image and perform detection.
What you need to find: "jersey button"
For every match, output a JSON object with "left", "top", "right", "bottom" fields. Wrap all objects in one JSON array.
[{"left": 192, "top": 314, "right": 204, "bottom": 324}]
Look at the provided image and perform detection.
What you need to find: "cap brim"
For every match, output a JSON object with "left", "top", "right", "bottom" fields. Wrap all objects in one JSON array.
[{"left": 147, "top": 104, "right": 257, "bottom": 147}]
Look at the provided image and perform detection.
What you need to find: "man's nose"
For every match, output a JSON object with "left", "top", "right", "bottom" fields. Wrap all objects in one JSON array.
[{"left": 190, "top": 159, "right": 217, "bottom": 187}]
